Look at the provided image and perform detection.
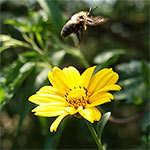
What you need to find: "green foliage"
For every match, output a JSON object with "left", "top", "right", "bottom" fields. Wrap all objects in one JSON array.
[
  {"left": 38, "top": 0, "right": 64, "bottom": 34},
  {"left": 0, "top": 35, "right": 29, "bottom": 52},
  {"left": 0, "top": 0, "right": 149, "bottom": 149},
  {"left": 142, "top": 60, "right": 150, "bottom": 89},
  {"left": 97, "top": 112, "right": 111, "bottom": 140},
  {"left": 114, "top": 60, "right": 149, "bottom": 104},
  {"left": 0, "top": 53, "right": 36, "bottom": 110}
]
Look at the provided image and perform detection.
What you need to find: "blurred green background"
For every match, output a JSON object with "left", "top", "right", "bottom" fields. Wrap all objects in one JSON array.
[{"left": 0, "top": 0, "right": 149, "bottom": 149}]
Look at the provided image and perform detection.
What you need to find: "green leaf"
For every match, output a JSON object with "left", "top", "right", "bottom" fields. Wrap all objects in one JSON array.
[
  {"left": 97, "top": 112, "right": 111, "bottom": 139},
  {"left": 116, "top": 60, "right": 142, "bottom": 80},
  {"left": 94, "top": 49, "right": 125, "bottom": 64},
  {"left": 0, "top": 56, "right": 36, "bottom": 110},
  {"left": 141, "top": 111, "right": 150, "bottom": 131},
  {"left": 35, "top": 31, "right": 44, "bottom": 49},
  {"left": 142, "top": 60, "right": 150, "bottom": 88},
  {"left": 0, "top": 88, "right": 5, "bottom": 103},
  {"left": 92, "top": 50, "right": 125, "bottom": 76},
  {"left": 38, "top": 0, "right": 64, "bottom": 33},
  {"left": 16, "top": 66, "right": 49, "bottom": 136},
  {"left": 5, "top": 19, "right": 29, "bottom": 32},
  {"left": 114, "top": 60, "right": 149, "bottom": 103},
  {"left": 51, "top": 50, "right": 66, "bottom": 66},
  {"left": 0, "top": 34, "right": 30, "bottom": 53}
]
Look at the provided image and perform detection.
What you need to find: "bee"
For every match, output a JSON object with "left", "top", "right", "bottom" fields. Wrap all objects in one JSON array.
[{"left": 61, "top": 7, "right": 108, "bottom": 44}]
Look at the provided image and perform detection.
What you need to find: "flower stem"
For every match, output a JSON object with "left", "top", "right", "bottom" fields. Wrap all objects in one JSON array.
[
  {"left": 22, "top": 33, "right": 53, "bottom": 68},
  {"left": 85, "top": 120, "right": 103, "bottom": 150},
  {"left": 77, "top": 49, "right": 90, "bottom": 68}
]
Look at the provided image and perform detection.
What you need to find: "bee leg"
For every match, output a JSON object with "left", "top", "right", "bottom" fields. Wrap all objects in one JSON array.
[
  {"left": 75, "top": 31, "right": 81, "bottom": 45},
  {"left": 76, "top": 26, "right": 84, "bottom": 45}
]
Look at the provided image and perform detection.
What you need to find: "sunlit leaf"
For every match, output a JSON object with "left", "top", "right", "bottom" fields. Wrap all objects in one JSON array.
[
  {"left": 5, "top": 19, "right": 29, "bottom": 32},
  {"left": 0, "top": 51, "right": 39, "bottom": 110},
  {"left": 97, "top": 112, "right": 111, "bottom": 139},
  {"left": 94, "top": 49, "right": 125, "bottom": 64},
  {"left": 51, "top": 50, "right": 66, "bottom": 66},
  {"left": 0, "top": 34, "right": 29, "bottom": 53},
  {"left": 16, "top": 66, "right": 49, "bottom": 136},
  {"left": 0, "top": 88, "right": 5, "bottom": 103},
  {"left": 0, "top": 62, "right": 35, "bottom": 110}
]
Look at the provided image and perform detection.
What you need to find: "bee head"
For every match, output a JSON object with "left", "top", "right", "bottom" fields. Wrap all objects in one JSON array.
[
  {"left": 70, "top": 7, "right": 98, "bottom": 23},
  {"left": 71, "top": 11, "right": 88, "bottom": 22},
  {"left": 87, "top": 6, "right": 98, "bottom": 17}
]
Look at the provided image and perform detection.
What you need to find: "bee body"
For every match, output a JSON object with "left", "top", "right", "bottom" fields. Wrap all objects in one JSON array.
[
  {"left": 61, "top": 21, "right": 78, "bottom": 38},
  {"left": 61, "top": 12, "right": 86, "bottom": 38},
  {"left": 61, "top": 8, "right": 108, "bottom": 44}
]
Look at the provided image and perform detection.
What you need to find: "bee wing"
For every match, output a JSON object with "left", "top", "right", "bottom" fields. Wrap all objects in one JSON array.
[{"left": 85, "top": 16, "right": 108, "bottom": 26}]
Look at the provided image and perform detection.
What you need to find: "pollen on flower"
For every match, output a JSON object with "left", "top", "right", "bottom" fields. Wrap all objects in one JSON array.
[{"left": 65, "top": 86, "right": 89, "bottom": 109}]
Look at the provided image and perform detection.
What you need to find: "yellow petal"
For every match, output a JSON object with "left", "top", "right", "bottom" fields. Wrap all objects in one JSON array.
[
  {"left": 79, "top": 107, "right": 101, "bottom": 123},
  {"left": 48, "top": 67, "right": 70, "bottom": 94},
  {"left": 64, "top": 106, "right": 76, "bottom": 115},
  {"left": 89, "top": 97, "right": 111, "bottom": 107},
  {"left": 89, "top": 92, "right": 114, "bottom": 103},
  {"left": 97, "top": 84, "right": 121, "bottom": 92},
  {"left": 33, "top": 102, "right": 67, "bottom": 117},
  {"left": 34, "top": 110, "right": 65, "bottom": 117},
  {"left": 28, "top": 93, "right": 66, "bottom": 105},
  {"left": 81, "top": 66, "right": 96, "bottom": 88},
  {"left": 88, "top": 68, "right": 119, "bottom": 94},
  {"left": 50, "top": 112, "right": 68, "bottom": 132},
  {"left": 37, "top": 86, "right": 57, "bottom": 94},
  {"left": 37, "top": 86, "right": 64, "bottom": 97},
  {"left": 32, "top": 102, "right": 66, "bottom": 112},
  {"left": 62, "top": 66, "right": 81, "bottom": 88}
]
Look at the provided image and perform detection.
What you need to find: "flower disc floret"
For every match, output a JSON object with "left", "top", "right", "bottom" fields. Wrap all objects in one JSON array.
[{"left": 65, "top": 86, "right": 89, "bottom": 109}]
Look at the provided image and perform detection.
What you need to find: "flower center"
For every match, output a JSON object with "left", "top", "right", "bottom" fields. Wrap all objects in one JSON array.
[{"left": 65, "top": 86, "right": 89, "bottom": 109}]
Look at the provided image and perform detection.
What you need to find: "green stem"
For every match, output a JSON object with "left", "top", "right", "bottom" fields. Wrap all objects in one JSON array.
[
  {"left": 31, "top": 40, "right": 53, "bottom": 68},
  {"left": 85, "top": 120, "right": 103, "bottom": 150},
  {"left": 77, "top": 49, "right": 90, "bottom": 68},
  {"left": 22, "top": 33, "right": 53, "bottom": 68},
  {"left": 69, "top": 48, "right": 90, "bottom": 68}
]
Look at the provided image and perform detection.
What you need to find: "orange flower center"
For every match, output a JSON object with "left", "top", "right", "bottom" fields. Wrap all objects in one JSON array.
[{"left": 65, "top": 86, "right": 89, "bottom": 109}]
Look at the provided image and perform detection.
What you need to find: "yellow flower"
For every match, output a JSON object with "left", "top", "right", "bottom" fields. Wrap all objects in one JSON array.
[{"left": 29, "top": 66, "right": 121, "bottom": 132}]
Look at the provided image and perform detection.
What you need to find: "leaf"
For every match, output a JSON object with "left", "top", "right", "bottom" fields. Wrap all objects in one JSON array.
[
  {"left": 0, "top": 51, "right": 38, "bottom": 110},
  {"left": 115, "top": 60, "right": 142, "bottom": 80},
  {"left": 94, "top": 49, "right": 125, "bottom": 64},
  {"left": 38, "top": 0, "right": 64, "bottom": 33},
  {"left": 5, "top": 19, "right": 29, "bottom": 32},
  {"left": 114, "top": 60, "right": 150, "bottom": 103},
  {"left": 51, "top": 50, "right": 66, "bottom": 66},
  {"left": 97, "top": 112, "right": 111, "bottom": 139},
  {"left": 92, "top": 50, "right": 125, "bottom": 76},
  {"left": 0, "top": 34, "right": 29, "bottom": 53},
  {"left": 16, "top": 66, "right": 49, "bottom": 135},
  {"left": 142, "top": 60, "right": 150, "bottom": 88},
  {"left": 0, "top": 88, "right": 5, "bottom": 103},
  {"left": 141, "top": 111, "right": 150, "bottom": 131},
  {"left": 0, "top": 62, "right": 35, "bottom": 110}
]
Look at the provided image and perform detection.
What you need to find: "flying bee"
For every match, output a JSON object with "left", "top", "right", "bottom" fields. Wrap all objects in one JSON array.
[{"left": 61, "top": 7, "right": 108, "bottom": 44}]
